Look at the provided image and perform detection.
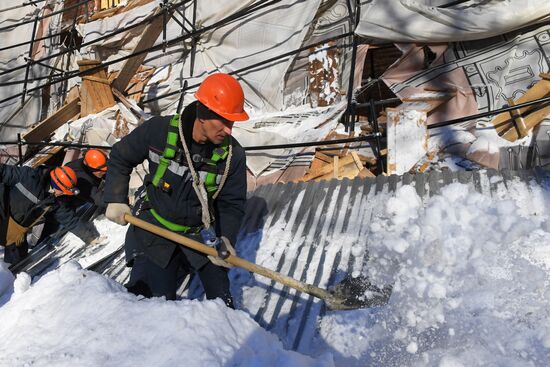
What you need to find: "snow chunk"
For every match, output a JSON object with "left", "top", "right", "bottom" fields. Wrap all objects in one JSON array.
[{"left": 0, "top": 263, "right": 332, "bottom": 367}]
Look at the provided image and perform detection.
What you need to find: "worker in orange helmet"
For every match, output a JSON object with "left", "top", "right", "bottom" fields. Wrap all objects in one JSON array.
[
  {"left": 0, "top": 164, "right": 100, "bottom": 267},
  {"left": 65, "top": 149, "right": 108, "bottom": 209},
  {"left": 104, "top": 73, "right": 249, "bottom": 307}
]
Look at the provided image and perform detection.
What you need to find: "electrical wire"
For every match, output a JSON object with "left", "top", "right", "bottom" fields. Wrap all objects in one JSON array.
[{"left": 0, "top": 0, "right": 282, "bottom": 105}]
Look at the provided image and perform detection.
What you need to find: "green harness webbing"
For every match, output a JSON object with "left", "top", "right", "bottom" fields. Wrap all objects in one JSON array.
[{"left": 149, "top": 114, "right": 229, "bottom": 232}]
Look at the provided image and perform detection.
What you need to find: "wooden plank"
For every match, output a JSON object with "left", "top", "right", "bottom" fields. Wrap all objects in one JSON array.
[
  {"left": 91, "top": 0, "right": 153, "bottom": 21},
  {"left": 317, "top": 159, "right": 361, "bottom": 181},
  {"left": 386, "top": 106, "right": 428, "bottom": 175},
  {"left": 357, "top": 168, "right": 375, "bottom": 178},
  {"left": 29, "top": 146, "right": 63, "bottom": 168},
  {"left": 300, "top": 154, "right": 356, "bottom": 182},
  {"left": 112, "top": 87, "right": 147, "bottom": 123},
  {"left": 112, "top": 5, "right": 173, "bottom": 92},
  {"left": 501, "top": 104, "right": 550, "bottom": 141},
  {"left": 82, "top": 76, "right": 110, "bottom": 84},
  {"left": 78, "top": 59, "right": 116, "bottom": 116},
  {"left": 333, "top": 156, "right": 339, "bottom": 179},
  {"left": 491, "top": 76, "right": 550, "bottom": 141},
  {"left": 23, "top": 98, "right": 80, "bottom": 142},
  {"left": 506, "top": 98, "right": 528, "bottom": 138},
  {"left": 351, "top": 152, "right": 363, "bottom": 171}
]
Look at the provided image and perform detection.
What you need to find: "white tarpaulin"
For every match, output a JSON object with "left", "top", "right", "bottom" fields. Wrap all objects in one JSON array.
[
  {"left": 77, "top": 0, "right": 345, "bottom": 114},
  {"left": 0, "top": 0, "right": 73, "bottom": 140},
  {"left": 145, "top": 0, "right": 323, "bottom": 114},
  {"left": 0, "top": 2, "right": 44, "bottom": 140},
  {"left": 357, "top": 0, "right": 550, "bottom": 43},
  {"left": 233, "top": 102, "right": 346, "bottom": 176}
]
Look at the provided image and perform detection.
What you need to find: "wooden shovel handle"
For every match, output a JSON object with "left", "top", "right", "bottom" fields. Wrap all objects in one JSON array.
[{"left": 124, "top": 214, "right": 337, "bottom": 304}]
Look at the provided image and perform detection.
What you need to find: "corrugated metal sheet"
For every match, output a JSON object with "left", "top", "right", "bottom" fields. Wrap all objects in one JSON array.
[
  {"left": 233, "top": 168, "right": 550, "bottom": 352},
  {"left": 15, "top": 168, "right": 550, "bottom": 352}
]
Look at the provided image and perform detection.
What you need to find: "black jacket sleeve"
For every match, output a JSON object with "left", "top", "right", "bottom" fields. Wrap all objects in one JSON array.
[
  {"left": 214, "top": 142, "right": 247, "bottom": 245},
  {"left": 0, "top": 164, "right": 36, "bottom": 186},
  {"left": 52, "top": 200, "right": 99, "bottom": 244},
  {"left": 103, "top": 119, "right": 154, "bottom": 204}
]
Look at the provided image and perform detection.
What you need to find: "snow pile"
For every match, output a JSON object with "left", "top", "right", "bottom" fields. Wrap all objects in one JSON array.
[
  {"left": 318, "top": 182, "right": 550, "bottom": 366},
  {"left": 0, "top": 261, "right": 14, "bottom": 306},
  {"left": 0, "top": 262, "right": 332, "bottom": 367}
]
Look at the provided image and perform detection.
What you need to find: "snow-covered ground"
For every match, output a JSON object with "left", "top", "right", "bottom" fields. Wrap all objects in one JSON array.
[{"left": 2, "top": 180, "right": 550, "bottom": 366}]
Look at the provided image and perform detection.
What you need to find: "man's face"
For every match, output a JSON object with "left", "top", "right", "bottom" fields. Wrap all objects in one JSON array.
[
  {"left": 200, "top": 117, "right": 234, "bottom": 145},
  {"left": 52, "top": 188, "right": 65, "bottom": 197},
  {"left": 92, "top": 170, "right": 106, "bottom": 179}
]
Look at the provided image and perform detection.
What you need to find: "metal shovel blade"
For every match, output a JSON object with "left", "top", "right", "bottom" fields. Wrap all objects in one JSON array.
[{"left": 326, "top": 276, "right": 393, "bottom": 311}]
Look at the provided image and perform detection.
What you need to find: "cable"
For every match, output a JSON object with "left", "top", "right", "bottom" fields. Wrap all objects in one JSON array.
[
  {"left": 0, "top": 0, "right": 90, "bottom": 33},
  {"left": 428, "top": 95, "right": 550, "bottom": 129},
  {"left": 0, "top": 0, "right": 281, "bottom": 104},
  {"left": 0, "top": 133, "right": 380, "bottom": 152},
  {"left": 0, "top": 0, "right": 48, "bottom": 13},
  {"left": 0, "top": 0, "right": 192, "bottom": 80},
  {"left": 142, "top": 32, "right": 352, "bottom": 104}
]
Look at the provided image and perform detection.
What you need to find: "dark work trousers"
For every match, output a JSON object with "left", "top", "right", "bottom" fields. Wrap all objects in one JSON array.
[
  {"left": 125, "top": 245, "right": 234, "bottom": 309},
  {"left": 4, "top": 240, "right": 29, "bottom": 266}
]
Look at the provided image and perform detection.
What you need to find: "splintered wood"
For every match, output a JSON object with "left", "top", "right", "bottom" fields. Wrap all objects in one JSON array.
[
  {"left": 110, "top": 66, "right": 155, "bottom": 103},
  {"left": 491, "top": 73, "right": 550, "bottom": 142},
  {"left": 23, "top": 97, "right": 81, "bottom": 142},
  {"left": 384, "top": 90, "right": 454, "bottom": 175},
  {"left": 386, "top": 106, "right": 428, "bottom": 175},
  {"left": 308, "top": 41, "right": 340, "bottom": 107},
  {"left": 78, "top": 59, "right": 116, "bottom": 117},
  {"left": 300, "top": 151, "right": 373, "bottom": 182}
]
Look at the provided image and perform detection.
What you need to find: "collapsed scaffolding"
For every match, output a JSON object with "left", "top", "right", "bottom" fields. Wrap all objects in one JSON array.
[{"left": 1, "top": 0, "right": 550, "bottom": 185}]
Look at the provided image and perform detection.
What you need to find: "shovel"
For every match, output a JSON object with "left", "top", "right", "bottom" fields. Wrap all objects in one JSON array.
[{"left": 125, "top": 214, "right": 391, "bottom": 310}]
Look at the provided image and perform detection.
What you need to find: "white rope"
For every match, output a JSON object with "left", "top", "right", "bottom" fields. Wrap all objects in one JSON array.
[{"left": 177, "top": 115, "right": 232, "bottom": 229}]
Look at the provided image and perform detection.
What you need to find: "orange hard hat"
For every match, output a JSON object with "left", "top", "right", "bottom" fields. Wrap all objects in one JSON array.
[
  {"left": 50, "top": 166, "right": 79, "bottom": 195},
  {"left": 83, "top": 149, "right": 108, "bottom": 172},
  {"left": 194, "top": 73, "right": 249, "bottom": 122}
]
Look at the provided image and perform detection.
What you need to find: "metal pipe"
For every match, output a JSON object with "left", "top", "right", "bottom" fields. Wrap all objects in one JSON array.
[
  {"left": 243, "top": 134, "right": 380, "bottom": 151},
  {"left": 21, "top": 13, "right": 39, "bottom": 106},
  {"left": 0, "top": 0, "right": 91, "bottom": 32},
  {"left": 0, "top": 0, "right": 280, "bottom": 105},
  {"left": 162, "top": 0, "right": 168, "bottom": 52},
  {"left": 0, "top": 29, "right": 65, "bottom": 53},
  {"left": 369, "top": 98, "right": 384, "bottom": 173},
  {"left": 352, "top": 98, "right": 401, "bottom": 108},
  {"left": 344, "top": 0, "right": 360, "bottom": 133},
  {"left": 428, "top": 95, "right": 550, "bottom": 129},
  {"left": 0, "top": 0, "right": 192, "bottom": 79},
  {"left": 143, "top": 32, "right": 352, "bottom": 104},
  {"left": 0, "top": 134, "right": 380, "bottom": 152},
  {"left": 0, "top": 0, "right": 46, "bottom": 13},
  {"left": 189, "top": 0, "right": 197, "bottom": 76},
  {"left": 17, "top": 134, "right": 23, "bottom": 166}
]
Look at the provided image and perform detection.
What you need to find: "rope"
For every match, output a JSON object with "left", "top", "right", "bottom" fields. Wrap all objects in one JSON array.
[
  {"left": 213, "top": 146, "right": 231, "bottom": 200},
  {"left": 177, "top": 115, "right": 232, "bottom": 230}
]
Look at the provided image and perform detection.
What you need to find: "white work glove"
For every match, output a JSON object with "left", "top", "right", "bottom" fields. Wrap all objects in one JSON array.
[
  {"left": 105, "top": 203, "right": 131, "bottom": 226},
  {"left": 208, "top": 236, "right": 236, "bottom": 268}
]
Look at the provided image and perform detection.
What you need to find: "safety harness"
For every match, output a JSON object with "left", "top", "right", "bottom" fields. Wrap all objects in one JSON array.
[{"left": 148, "top": 114, "right": 232, "bottom": 233}]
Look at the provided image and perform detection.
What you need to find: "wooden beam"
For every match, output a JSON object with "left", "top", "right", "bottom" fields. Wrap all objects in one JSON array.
[
  {"left": 506, "top": 98, "right": 528, "bottom": 138},
  {"left": 23, "top": 98, "right": 80, "bottom": 142},
  {"left": 492, "top": 76, "right": 550, "bottom": 141},
  {"left": 111, "top": 5, "right": 173, "bottom": 92},
  {"left": 333, "top": 156, "right": 339, "bottom": 179},
  {"left": 112, "top": 87, "right": 147, "bottom": 124},
  {"left": 300, "top": 154, "right": 356, "bottom": 181},
  {"left": 78, "top": 59, "right": 116, "bottom": 117},
  {"left": 29, "top": 146, "right": 63, "bottom": 168}
]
